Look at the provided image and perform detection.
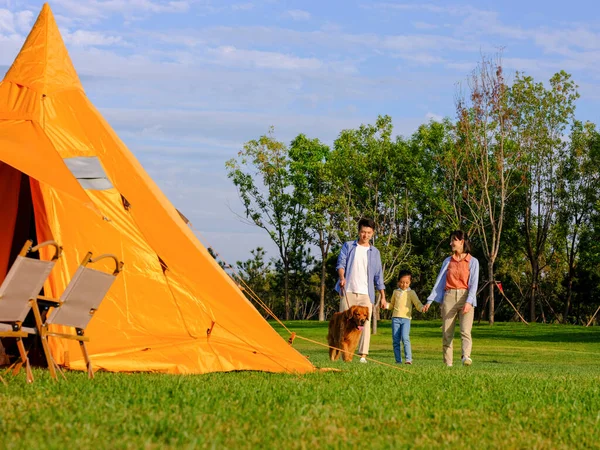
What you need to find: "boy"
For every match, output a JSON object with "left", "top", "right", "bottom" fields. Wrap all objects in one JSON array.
[{"left": 384, "top": 270, "right": 424, "bottom": 364}]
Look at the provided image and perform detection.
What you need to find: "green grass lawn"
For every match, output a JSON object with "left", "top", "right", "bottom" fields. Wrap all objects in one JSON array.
[{"left": 1, "top": 321, "right": 599, "bottom": 449}]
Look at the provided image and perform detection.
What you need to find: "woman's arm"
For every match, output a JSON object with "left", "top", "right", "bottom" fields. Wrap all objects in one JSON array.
[
  {"left": 466, "top": 257, "right": 480, "bottom": 306},
  {"left": 426, "top": 258, "right": 450, "bottom": 304}
]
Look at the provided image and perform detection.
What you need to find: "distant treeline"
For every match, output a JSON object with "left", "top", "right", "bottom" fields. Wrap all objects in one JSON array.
[{"left": 223, "top": 57, "right": 600, "bottom": 326}]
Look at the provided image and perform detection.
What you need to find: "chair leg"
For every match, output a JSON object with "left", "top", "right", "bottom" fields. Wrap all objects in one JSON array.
[
  {"left": 79, "top": 341, "right": 94, "bottom": 379},
  {"left": 31, "top": 299, "right": 57, "bottom": 380},
  {"left": 10, "top": 360, "right": 23, "bottom": 376},
  {"left": 39, "top": 336, "right": 57, "bottom": 380},
  {"left": 16, "top": 339, "right": 33, "bottom": 383}
]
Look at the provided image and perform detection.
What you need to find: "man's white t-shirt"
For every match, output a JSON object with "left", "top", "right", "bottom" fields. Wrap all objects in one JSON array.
[{"left": 346, "top": 244, "right": 369, "bottom": 295}]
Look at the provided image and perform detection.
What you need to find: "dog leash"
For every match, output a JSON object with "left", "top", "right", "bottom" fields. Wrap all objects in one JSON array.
[{"left": 340, "top": 286, "right": 351, "bottom": 311}]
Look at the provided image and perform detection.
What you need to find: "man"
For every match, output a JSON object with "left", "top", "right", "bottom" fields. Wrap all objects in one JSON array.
[{"left": 335, "top": 218, "right": 386, "bottom": 363}]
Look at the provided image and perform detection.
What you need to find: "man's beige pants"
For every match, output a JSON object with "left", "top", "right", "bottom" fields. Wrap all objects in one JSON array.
[
  {"left": 339, "top": 292, "right": 372, "bottom": 356},
  {"left": 441, "top": 289, "right": 474, "bottom": 365}
]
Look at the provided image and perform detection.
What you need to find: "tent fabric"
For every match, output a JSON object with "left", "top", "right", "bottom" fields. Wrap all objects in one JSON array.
[
  {"left": 0, "top": 3, "right": 314, "bottom": 375},
  {"left": 0, "top": 163, "right": 22, "bottom": 279}
]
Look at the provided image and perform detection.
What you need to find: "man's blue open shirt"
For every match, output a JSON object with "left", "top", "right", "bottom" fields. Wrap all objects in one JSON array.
[{"left": 335, "top": 240, "right": 385, "bottom": 304}]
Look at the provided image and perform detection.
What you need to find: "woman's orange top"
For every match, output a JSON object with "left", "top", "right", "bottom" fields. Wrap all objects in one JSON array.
[{"left": 445, "top": 253, "right": 471, "bottom": 290}]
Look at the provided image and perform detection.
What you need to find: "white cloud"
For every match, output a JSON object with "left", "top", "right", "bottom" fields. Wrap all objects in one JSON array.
[
  {"left": 0, "top": 9, "right": 16, "bottom": 34},
  {"left": 206, "top": 45, "right": 323, "bottom": 71},
  {"left": 445, "top": 61, "right": 476, "bottom": 72},
  {"left": 398, "top": 53, "right": 446, "bottom": 66},
  {"left": 52, "top": 0, "right": 190, "bottom": 20},
  {"left": 425, "top": 112, "right": 443, "bottom": 122},
  {"left": 283, "top": 9, "right": 311, "bottom": 21},
  {"left": 0, "top": 8, "right": 33, "bottom": 34},
  {"left": 231, "top": 3, "right": 254, "bottom": 11},
  {"left": 413, "top": 21, "right": 438, "bottom": 30},
  {"left": 366, "top": 3, "right": 453, "bottom": 14},
  {"left": 383, "top": 34, "right": 475, "bottom": 52},
  {"left": 14, "top": 10, "right": 33, "bottom": 32},
  {"left": 63, "top": 29, "right": 124, "bottom": 47}
]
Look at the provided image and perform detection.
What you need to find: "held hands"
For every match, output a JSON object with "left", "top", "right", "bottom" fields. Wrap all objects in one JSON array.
[
  {"left": 380, "top": 297, "right": 387, "bottom": 309},
  {"left": 422, "top": 303, "right": 431, "bottom": 313}
]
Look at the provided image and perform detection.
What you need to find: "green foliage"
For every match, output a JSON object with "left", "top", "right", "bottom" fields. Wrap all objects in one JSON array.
[
  {"left": 226, "top": 129, "right": 309, "bottom": 319},
  {"left": 236, "top": 247, "right": 281, "bottom": 318},
  {"left": 224, "top": 65, "right": 600, "bottom": 325},
  {"left": 1, "top": 322, "right": 599, "bottom": 449}
]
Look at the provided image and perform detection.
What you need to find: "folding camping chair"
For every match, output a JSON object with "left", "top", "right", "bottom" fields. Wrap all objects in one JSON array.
[
  {"left": 31, "top": 251, "right": 123, "bottom": 380},
  {"left": 0, "top": 240, "right": 62, "bottom": 384}
]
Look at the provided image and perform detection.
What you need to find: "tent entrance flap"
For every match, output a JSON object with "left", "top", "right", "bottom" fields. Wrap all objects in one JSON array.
[{"left": 0, "top": 163, "right": 38, "bottom": 282}]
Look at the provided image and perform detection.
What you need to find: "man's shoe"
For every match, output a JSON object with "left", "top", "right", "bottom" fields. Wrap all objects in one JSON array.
[
  {"left": 359, "top": 357, "right": 367, "bottom": 363},
  {"left": 462, "top": 356, "right": 472, "bottom": 366}
]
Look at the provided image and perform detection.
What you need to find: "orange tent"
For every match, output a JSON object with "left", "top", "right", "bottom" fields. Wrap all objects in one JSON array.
[{"left": 0, "top": 3, "right": 314, "bottom": 375}]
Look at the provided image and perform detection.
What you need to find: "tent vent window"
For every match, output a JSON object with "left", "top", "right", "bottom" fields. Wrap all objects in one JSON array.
[{"left": 64, "top": 157, "right": 113, "bottom": 190}]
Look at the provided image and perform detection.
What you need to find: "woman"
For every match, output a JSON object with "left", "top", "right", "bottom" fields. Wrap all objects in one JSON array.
[{"left": 422, "top": 230, "right": 479, "bottom": 367}]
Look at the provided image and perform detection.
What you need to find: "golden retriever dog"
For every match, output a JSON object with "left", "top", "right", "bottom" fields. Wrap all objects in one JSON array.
[{"left": 327, "top": 305, "right": 369, "bottom": 362}]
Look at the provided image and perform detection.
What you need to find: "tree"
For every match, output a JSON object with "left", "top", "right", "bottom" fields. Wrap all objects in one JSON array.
[
  {"left": 288, "top": 134, "right": 338, "bottom": 321},
  {"left": 330, "top": 115, "right": 436, "bottom": 331},
  {"left": 236, "top": 247, "right": 279, "bottom": 318},
  {"left": 556, "top": 121, "right": 600, "bottom": 322},
  {"left": 455, "top": 56, "right": 524, "bottom": 324},
  {"left": 226, "top": 129, "right": 308, "bottom": 320},
  {"left": 330, "top": 116, "right": 412, "bottom": 285},
  {"left": 511, "top": 71, "right": 579, "bottom": 322}
]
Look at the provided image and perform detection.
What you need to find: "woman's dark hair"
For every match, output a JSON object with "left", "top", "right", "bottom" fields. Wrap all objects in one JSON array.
[
  {"left": 450, "top": 230, "right": 472, "bottom": 254},
  {"left": 398, "top": 269, "right": 412, "bottom": 281},
  {"left": 358, "top": 218, "right": 376, "bottom": 232}
]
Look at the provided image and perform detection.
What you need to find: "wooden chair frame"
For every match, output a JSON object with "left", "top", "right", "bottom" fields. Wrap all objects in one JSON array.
[
  {"left": 32, "top": 252, "right": 123, "bottom": 380},
  {"left": 0, "top": 240, "right": 61, "bottom": 383}
]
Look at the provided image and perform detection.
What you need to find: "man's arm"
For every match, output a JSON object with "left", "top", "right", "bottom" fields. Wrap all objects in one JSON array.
[
  {"left": 338, "top": 267, "right": 346, "bottom": 288},
  {"left": 336, "top": 243, "right": 349, "bottom": 288},
  {"left": 379, "top": 289, "right": 387, "bottom": 309}
]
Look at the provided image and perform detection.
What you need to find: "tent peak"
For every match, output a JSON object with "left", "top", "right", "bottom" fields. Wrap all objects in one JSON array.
[{"left": 3, "top": 3, "right": 83, "bottom": 95}]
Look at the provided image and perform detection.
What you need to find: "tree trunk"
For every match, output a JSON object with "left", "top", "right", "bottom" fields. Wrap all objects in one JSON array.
[
  {"left": 488, "top": 261, "right": 495, "bottom": 325},
  {"left": 563, "top": 272, "right": 573, "bottom": 324},
  {"left": 319, "top": 259, "right": 326, "bottom": 321},
  {"left": 284, "top": 262, "right": 290, "bottom": 320},
  {"left": 530, "top": 261, "right": 538, "bottom": 323}
]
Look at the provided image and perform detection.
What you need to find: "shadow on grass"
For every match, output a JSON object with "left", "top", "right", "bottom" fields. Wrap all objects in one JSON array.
[
  {"left": 474, "top": 327, "right": 600, "bottom": 344},
  {"left": 269, "top": 319, "right": 600, "bottom": 345}
]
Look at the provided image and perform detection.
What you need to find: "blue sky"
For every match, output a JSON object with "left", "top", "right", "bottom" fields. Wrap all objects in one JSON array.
[{"left": 1, "top": 0, "right": 600, "bottom": 265}]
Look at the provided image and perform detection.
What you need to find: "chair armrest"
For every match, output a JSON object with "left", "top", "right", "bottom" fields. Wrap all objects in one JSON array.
[{"left": 35, "top": 296, "right": 62, "bottom": 308}]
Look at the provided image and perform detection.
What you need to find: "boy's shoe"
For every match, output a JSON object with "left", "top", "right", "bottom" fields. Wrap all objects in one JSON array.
[
  {"left": 395, "top": 361, "right": 402, "bottom": 364},
  {"left": 359, "top": 357, "right": 367, "bottom": 364},
  {"left": 462, "top": 356, "right": 472, "bottom": 366},
  {"left": 405, "top": 361, "right": 412, "bottom": 365}
]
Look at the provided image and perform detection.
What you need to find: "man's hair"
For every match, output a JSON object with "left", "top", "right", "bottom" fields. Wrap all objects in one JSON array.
[
  {"left": 450, "top": 230, "right": 472, "bottom": 254},
  {"left": 357, "top": 217, "right": 376, "bottom": 232},
  {"left": 398, "top": 269, "right": 412, "bottom": 281}
]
